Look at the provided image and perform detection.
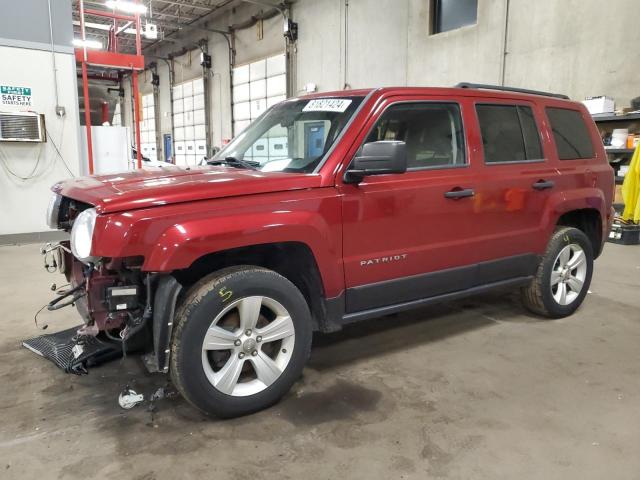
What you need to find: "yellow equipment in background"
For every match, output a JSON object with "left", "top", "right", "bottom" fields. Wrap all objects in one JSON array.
[{"left": 622, "top": 144, "right": 640, "bottom": 223}]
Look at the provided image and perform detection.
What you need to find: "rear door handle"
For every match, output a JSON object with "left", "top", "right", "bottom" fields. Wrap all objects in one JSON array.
[
  {"left": 444, "top": 188, "right": 475, "bottom": 199},
  {"left": 532, "top": 180, "right": 555, "bottom": 190}
]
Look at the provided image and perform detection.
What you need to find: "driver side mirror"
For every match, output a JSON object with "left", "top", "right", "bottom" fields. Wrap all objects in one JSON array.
[{"left": 344, "top": 141, "right": 407, "bottom": 184}]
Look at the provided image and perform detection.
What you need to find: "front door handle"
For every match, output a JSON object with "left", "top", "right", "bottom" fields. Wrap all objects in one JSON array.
[
  {"left": 532, "top": 179, "right": 555, "bottom": 190},
  {"left": 444, "top": 188, "right": 475, "bottom": 199}
]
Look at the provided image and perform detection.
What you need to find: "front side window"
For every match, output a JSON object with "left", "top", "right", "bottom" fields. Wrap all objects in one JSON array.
[
  {"left": 476, "top": 104, "right": 543, "bottom": 163},
  {"left": 213, "top": 97, "right": 364, "bottom": 173},
  {"left": 366, "top": 102, "right": 466, "bottom": 169},
  {"left": 546, "top": 107, "right": 595, "bottom": 160}
]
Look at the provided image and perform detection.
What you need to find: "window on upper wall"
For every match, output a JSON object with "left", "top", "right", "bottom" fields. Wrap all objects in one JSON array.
[
  {"left": 476, "top": 104, "right": 543, "bottom": 163},
  {"left": 431, "top": 0, "right": 478, "bottom": 34},
  {"left": 546, "top": 107, "right": 595, "bottom": 160},
  {"left": 366, "top": 102, "right": 466, "bottom": 169}
]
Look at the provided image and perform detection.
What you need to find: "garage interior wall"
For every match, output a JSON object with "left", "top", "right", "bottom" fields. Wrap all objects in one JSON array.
[
  {"left": 123, "top": 3, "right": 287, "bottom": 156},
  {"left": 133, "top": 0, "right": 640, "bottom": 162},
  {"left": 0, "top": 0, "right": 634, "bottom": 236},
  {"left": 0, "top": 0, "right": 81, "bottom": 240},
  {"left": 294, "top": 0, "right": 640, "bottom": 106}
]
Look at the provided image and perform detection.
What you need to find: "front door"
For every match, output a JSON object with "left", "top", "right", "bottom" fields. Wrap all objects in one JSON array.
[{"left": 339, "top": 96, "right": 488, "bottom": 313}]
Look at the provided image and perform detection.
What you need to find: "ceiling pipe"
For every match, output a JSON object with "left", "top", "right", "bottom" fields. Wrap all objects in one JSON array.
[
  {"left": 240, "top": 0, "right": 288, "bottom": 18},
  {"left": 151, "top": 0, "right": 214, "bottom": 11}
]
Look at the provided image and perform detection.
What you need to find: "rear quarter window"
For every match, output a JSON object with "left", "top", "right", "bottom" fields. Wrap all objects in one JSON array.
[{"left": 546, "top": 107, "right": 595, "bottom": 160}]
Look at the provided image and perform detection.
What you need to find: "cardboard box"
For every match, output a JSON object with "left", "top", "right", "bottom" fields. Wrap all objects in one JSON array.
[
  {"left": 583, "top": 96, "right": 615, "bottom": 115},
  {"left": 615, "top": 184, "right": 624, "bottom": 204}
]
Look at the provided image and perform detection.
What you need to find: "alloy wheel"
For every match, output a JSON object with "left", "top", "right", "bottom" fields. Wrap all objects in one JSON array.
[
  {"left": 201, "top": 296, "right": 296, "bottom": 397},
  {"left": 550, "top": 243, "right": 588, "bottom": 306}
]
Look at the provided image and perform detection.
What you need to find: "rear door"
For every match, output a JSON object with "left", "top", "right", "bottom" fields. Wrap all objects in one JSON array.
[{"left": 469, "top": 99, "right": 559, "bottom": 258}]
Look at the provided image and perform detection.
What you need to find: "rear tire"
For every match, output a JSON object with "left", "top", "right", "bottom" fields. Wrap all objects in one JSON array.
[
  {"left": 170, "top": 266, "right": 312, "bottom": 418},
  {"left": 521, "top": 227, "right": 593, "bottom": 318}
]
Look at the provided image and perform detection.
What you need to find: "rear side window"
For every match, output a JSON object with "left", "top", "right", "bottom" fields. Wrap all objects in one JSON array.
[
  {"left": 546, "top": 107, "right": 595, "bottom": 159},
  {"left": 476, "top": 104, "right": 543, "bottom": 163},
  {"left": 366, "top": 102, "right": 466, "bottom": 169}
]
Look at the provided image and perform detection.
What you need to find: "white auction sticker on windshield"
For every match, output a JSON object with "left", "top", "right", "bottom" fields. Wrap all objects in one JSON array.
[{"left": 303, "top": 98, "right": 352, "bottom": 112}]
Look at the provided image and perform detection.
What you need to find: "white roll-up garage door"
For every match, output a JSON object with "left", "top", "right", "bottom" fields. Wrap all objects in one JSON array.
[
  {"left": 111, "top": 94, "right": 157, "bottom": 164},
  {"left": 140, "top": 93, "right": 157, "bottom": 162},
  {"left": 232, "top": 53, "right": 286, "bottom": 136},
  {"left": 172, "top": 77, "right": 206, "bottom": 166}
]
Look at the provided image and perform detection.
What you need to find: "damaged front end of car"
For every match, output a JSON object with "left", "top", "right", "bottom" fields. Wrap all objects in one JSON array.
[{"left": 24, "top": 193, "right": 181, "bottom": 375}]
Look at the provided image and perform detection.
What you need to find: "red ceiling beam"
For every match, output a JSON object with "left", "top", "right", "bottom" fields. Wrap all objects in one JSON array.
[{"left": 84, "top": 8, "right": 136, "bottom": 22}]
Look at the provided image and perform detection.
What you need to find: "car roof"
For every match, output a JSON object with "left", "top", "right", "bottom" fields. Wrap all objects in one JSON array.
[{"left": 299, "top": 86, "right": 576, "bottom": 105}]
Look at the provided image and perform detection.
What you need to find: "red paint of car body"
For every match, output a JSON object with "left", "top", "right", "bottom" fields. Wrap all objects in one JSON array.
[{"left": 53, "top": 87, "right": 613, "bottom": 319}]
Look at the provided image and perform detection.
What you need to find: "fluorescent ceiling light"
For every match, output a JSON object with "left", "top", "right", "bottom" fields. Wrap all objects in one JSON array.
[
  {"left": 73, "top": 38, "right": 103, "bottom": 49},
  {"left": 105, "top": 0, "right": 147, "bottom": 14},
  {"left": 73, "top": 20, "right": 136, "bottom": 35}
]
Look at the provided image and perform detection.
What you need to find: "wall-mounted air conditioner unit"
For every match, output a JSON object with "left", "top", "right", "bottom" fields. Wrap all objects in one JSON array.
[{"left": 0, "top": 112, "right": 46, "bottom": 142}]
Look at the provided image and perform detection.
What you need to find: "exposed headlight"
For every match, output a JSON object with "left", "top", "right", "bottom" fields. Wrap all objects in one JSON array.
[
  {"left": 46, "top": 193, "right": 62, "bottom": 229},
  {"left": 70, "top": 208, "right": 97, "bottom": 263}
]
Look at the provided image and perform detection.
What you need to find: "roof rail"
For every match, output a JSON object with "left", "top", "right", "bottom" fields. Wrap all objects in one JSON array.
[{"left": 455, "top": 82, "right": 570, "bottom": 100}]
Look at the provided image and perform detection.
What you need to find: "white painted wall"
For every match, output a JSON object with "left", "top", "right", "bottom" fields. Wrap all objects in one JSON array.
[{"left": 0, "top": 46, "right": 81, "bottom": 235}]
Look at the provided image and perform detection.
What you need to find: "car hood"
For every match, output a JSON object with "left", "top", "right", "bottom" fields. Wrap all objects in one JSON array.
[{"left": 53, "top": 165, "right": 322, "bottom": 214}]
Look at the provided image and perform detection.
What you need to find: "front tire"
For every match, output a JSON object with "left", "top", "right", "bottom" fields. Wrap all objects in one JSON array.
[
  {"left": 521, "top": 227, "right": 593, "bottom": 318},
  {"left": 170, "top": 266, "right": 312, "bottom": 418}
]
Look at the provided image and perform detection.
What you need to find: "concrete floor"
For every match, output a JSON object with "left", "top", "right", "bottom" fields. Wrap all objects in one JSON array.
[{"left": 0, "top": 243, "right": 639, "bottom": 480}]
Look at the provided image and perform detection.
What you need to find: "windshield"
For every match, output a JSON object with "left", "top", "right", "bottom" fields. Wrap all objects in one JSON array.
[{"left": 211, "top": 96, "right": 364, "bottom": 173}]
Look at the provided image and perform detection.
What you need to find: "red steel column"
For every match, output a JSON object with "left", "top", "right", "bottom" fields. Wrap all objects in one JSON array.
[{"left": 132, "top": 70, "right": 142, "bottom": 169}]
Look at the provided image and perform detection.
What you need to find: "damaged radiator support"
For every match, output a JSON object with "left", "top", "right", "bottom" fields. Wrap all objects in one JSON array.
[
  {"left": 23, "top": 273, "right": 181, "bottom": 375},
  {"left": 22, "top": 275, "right": 157, "bottom": 374}
]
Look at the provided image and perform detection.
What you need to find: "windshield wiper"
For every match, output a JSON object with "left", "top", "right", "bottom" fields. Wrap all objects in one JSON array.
[{"left": 207, "top": 156, "right": 259, "bottom": 170}]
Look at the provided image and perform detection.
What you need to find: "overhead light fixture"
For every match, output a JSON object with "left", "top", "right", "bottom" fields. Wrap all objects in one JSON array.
[
  {"left": 73, "top": 38, "right": 103, "bottom": 49},
  {"left": 105, "top": 0, "right": 147, "bottom": 14}
]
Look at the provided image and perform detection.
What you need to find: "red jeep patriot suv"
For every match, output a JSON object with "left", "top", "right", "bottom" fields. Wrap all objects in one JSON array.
[{"left": 42, "top": 84, "right": 614, "bottom": 417}]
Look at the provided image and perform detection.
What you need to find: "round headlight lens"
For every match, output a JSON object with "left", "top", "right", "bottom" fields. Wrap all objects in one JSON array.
[{"left": 70, "top": 208, "right": 97, "bottom": 262}]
